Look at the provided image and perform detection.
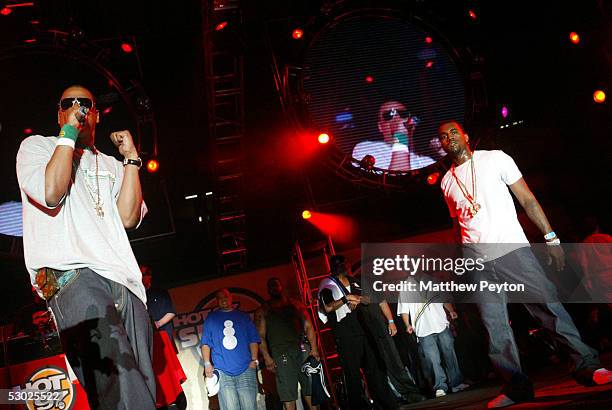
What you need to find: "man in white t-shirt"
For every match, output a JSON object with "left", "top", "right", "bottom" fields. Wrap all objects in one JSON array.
[
  {"left": 352, "top": 101, "right": 435, "bottom": 171},
  {"left": 397, "top": 301, "right": 469, "bottom": 398},
  {"left": 16, "top": 85, "right": 155, "bottom": 409},
  {"left": 437, "top": 120, "right": 612, "bottom": 408}
]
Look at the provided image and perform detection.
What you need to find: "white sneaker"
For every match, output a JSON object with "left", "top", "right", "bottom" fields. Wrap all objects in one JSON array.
[
  {"left": 452, "top": 383, "right": 470, "bottom": 393},
  {"left": 487, "top": 394, "right": 515, "bottom": 408},
  {"left": 593, "top": 368, "right": 612, "bottom": 385},
  {"left": 435, "top": 389, "right": 446, "bottom": 397}
]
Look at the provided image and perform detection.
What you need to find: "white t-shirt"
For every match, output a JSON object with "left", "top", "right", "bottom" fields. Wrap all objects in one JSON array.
[
  {"left": 352, "top": 140, "right": 436, "bottom": 170},
  {"left": 397, "top": 302, "right": 448, "bottom": 338},
  {"left": 441, "top": 150, "right": 529, "bottom": 259},
  {"left": 16, "top": 135, "right": 148, "bottom": 303}
]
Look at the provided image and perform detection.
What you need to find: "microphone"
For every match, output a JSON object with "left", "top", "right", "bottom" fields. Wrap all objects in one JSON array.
[
  {"left": 75, "top": 106, "right": 89, "bottom": 124},
  {"left": 405, "top": 115, "right": 420, "bottom": 127}
]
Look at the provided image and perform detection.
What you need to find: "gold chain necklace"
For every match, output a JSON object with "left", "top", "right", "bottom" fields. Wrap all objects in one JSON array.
[
  {"left": 93, "top": 150, "right": 104, "bottom": 217},
  {"left": 78, "top": 148, "right": 104, "bottom": 218},
  {"left": 451, "top": 153, "right": 481, "bottom": 218}
]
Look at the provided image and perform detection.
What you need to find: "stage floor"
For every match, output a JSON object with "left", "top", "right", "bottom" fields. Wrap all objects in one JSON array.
[{"left": 402, "top": 353, "right": 612, "bottom": 409}]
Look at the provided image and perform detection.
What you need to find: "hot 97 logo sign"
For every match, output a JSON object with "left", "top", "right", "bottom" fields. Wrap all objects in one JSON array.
[{"left": 17, "top": 366, "right": 75, "bottom": 410}]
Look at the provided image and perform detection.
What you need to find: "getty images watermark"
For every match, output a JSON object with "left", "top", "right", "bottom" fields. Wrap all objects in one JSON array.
[
  {"left": 359, "top": 243, "right": 612, "bottom": 304},
  {"left": 370, "top": 254, "right": 525, "bottom": 293}
]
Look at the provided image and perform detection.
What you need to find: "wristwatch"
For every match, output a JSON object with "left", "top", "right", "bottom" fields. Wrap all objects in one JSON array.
[{"left": 123, "top": 157, "right": 143, "bottom": 169}]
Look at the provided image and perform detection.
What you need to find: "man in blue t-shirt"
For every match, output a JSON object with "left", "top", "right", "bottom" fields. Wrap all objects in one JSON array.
[{"left": 201, "top": 289, "right": 261, "bottom": 409}]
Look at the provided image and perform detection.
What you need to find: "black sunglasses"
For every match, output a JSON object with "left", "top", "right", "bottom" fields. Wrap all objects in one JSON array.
[
  {"left": 58, "top": 97, "right": 95, "bottom": 111},
  {"left": 382, "top": 108, "right": 411, "bottom": 121}
]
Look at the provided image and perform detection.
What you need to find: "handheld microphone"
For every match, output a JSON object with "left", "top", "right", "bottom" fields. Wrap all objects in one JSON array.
[
  {"left": 405, "top": 115, "right": 420, "bottom": 126},
  {"left": 75, "top": 106, "right": 89, "bottom": 124}
]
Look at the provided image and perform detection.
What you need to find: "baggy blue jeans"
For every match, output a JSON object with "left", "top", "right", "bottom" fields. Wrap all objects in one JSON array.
[
  {"left": 218, "top": 367, "right": 258, "bottom": 410},
  {"left": 474, "top": 247, "right": 600, "bottom": 399},
  {"left": 418, "top": 327, "right": 463, "bottom": 392},
  {"left": 48, "top": 268, "right": 156, "bottom": 409}
]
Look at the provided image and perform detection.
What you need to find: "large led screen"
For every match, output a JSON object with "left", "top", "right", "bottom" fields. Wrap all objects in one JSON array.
[{"left": 304, "top": 16, "right": 466, "bottom": 171}]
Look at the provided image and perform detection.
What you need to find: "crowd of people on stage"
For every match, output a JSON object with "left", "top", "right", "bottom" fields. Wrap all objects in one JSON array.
[{"left": 12, "top": 85, "right": 612, "bottom": 409}]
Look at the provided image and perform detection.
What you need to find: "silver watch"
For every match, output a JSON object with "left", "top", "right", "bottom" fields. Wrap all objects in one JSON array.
[{"left": 123, "top": 157, "right": 143, "bottom": 169}]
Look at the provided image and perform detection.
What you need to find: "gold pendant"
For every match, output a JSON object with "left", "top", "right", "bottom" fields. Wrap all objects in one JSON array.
[
  {"left": 95, "top": 205, "right": 104, "bottom": 218},
  {"left": 469, "top": 203, "right": 481, "bottom": 218}
]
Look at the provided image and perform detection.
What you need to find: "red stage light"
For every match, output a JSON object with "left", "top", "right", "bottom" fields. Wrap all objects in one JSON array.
[
  {"left": 302, "top": 210, "right": 312, "bottom": 220},
  {"left": 318, "top": 133, "right": 330, "bottom": 144},
  {"left": 427, "top": 172, "right": 440, "bottom": 185},
  {"left": 24, "top": 38, "right": 37, "bottom": 43},
  {"left": 593, "top": 90, "right": 606, "bottom": 103},
  {"left": 292, "top": 28, "right": 304, "bottom": 40},
  {"left": 569, "top": 32, "right": 580, "bottom": 45},
  {"left": 215, "top": 21, "right": 228, "bottom": 31},
  {"left": 304, "top": 211, "right": 357, "bottom": 244},
  {"left": 425, "top": 36, "right": 432, "bottom": 44},
  {"left": 102, "top": 107, "right": 113, "bottom": 115},
  {"left": 1, "top": 7, "right": 12, "bottom": 16},
  {"left": 425, "top": 61, "right": 434, "bottom": 68},
  {"left": 468, "top": 9, "right": 477, "bottom": 20},
  {"left": 365, "top": 75, "right": 374, "bottom": 83},
  {"left": 23, "top": 128, "right": 33, "bottom": 134},
  {"left": 146, "top": 159, "right": 159, "bottom": 173},
  {"left": 121, "top": 43, "right": 133, "bottom": 53}
]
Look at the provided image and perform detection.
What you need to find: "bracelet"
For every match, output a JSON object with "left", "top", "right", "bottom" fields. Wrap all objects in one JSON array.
[
  {"left": 59, "top": 124, "right": 79, "bottom": 142},
  {"left": 388, "top": 319, "right": 395, "bottom": 324},
  {"left": 544, "top": 231, "right": 557, "bottom": 241},
  {"left": 251, "top": 359, "right": 259, "bottom": 365},
  {"left": 204, "top": 361, "right": 212, "bottom": 368},
  {"left": 340, "top": 296, "right": 348, "bottom": 305},
  {"left": 546, "top": 238, "right": 561, "bottom": 246}
]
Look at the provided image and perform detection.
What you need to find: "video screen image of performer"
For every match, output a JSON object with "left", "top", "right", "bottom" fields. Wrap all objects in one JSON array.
[
  {"left": 352, "top": 100, "right": 436, "bottom": 171},
  {"left": 437, "top": 120, "right": 612, "bottom": 408},
  {"left": 16, "top": 85, "right": 155, "bottom": 409}
]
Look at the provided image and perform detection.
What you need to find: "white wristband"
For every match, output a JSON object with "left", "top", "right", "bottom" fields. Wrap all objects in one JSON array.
[
  {"left": 56, "top": 137, "right": 76, "bottom": 149},
  {"left": 544, "top": 231, "right": 557, "bottom": 240},
  {"left": 546, "top": 238, "right": 561, "bottom": 246},
  {"left": 391, "top": 143, "right": 408, "bottom": 153}
]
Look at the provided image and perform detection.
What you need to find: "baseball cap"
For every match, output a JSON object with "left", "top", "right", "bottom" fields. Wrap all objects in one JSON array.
[{"left": 205, "top": 369, "right": 220, "bottom": 397}]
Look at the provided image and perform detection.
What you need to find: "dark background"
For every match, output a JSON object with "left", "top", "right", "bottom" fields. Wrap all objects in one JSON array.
[{"left": 0, "top": 0, "right": 610, "bottom": 317}]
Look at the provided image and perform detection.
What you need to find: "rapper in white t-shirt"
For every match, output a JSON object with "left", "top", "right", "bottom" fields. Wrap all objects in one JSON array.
[
  {"left": 16, "top": 85, "right": 155, "bottom": 408},
  {"left": 437, "top": 120, "right": 612, "bottom": 408}
]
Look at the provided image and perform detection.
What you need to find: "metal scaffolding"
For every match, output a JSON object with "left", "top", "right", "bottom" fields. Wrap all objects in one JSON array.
[{"left": 203, "top": 0, "right": 248, "bottom": 273}]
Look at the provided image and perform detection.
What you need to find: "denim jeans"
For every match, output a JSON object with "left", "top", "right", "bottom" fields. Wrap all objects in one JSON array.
[
  {"left": 218, "top": 367, "right": 257, "bottom": 410},
  {"left": 474, "top": 247, "right": 600, "bottom": 398},
  {"left": 418, "top": 327, "right": 463, "bottom": 392},
  {"left": 48, "top": 268, "right": 156, "bottom": 410}
]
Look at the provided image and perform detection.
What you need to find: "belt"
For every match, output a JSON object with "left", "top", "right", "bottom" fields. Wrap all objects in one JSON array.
[{"left": 35, "top": 267, "right": 79, "bottom": 300}]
